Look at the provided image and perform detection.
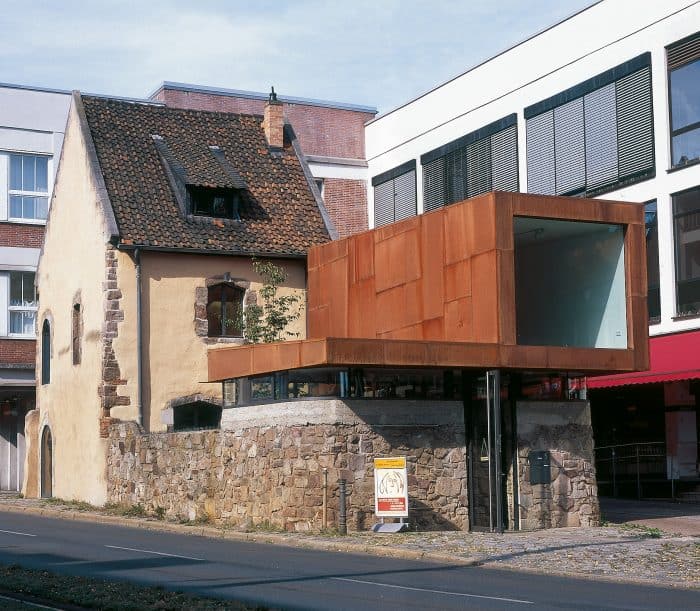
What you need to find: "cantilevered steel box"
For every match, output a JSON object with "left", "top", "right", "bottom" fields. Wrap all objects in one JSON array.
[{"left": 209, "top": 192, "right": 648, "bottom": 381}]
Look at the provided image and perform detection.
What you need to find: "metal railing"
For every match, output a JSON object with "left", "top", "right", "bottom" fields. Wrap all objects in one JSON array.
[{"left": 594, "top": 442, "right": 670, "bottom": 499}]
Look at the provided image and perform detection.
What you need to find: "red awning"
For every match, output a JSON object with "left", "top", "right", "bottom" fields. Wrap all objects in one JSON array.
[{"left": 588, "top": 329, "right": 700, "bottom": 389}]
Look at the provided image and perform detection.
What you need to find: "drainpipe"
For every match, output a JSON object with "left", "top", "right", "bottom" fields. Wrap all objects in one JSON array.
[{"left": 135, "top": 248, "right": 143, "bottom": 427}]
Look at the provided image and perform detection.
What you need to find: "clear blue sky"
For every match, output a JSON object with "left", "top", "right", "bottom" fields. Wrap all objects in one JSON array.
[{"left": 0, "top": 0, "right": 594, "bottom": 113}]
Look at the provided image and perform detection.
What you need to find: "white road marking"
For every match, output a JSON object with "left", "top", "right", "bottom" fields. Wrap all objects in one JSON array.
[
  {"left": 332, "top": 577, "right": 534, "bottom": 604},
  {"left": 105, "top": 544, "right": 204, "bottom": 561},
  {"left": 0, "top": 528, "right": 37, "bottom": 537},
  {"left": 0, "top": 592, "right": 63, "bottom": 609}
]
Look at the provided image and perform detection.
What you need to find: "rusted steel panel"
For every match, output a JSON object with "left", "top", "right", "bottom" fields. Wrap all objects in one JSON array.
[
  {"left": 210, "top": 192, "right": 649, "bottom": 382},
  {"left": 444, "top": 297, "right": 474, "bottom": 341},
  {"left": 497, "top": 250, "right": 517, "bottom": 346},
  {"left": 471, "top": 251, "right": 499, "bottom": 343},
  {"left": 421, "top": 211, "right": 445, "bottom": 320},
  {"left": 444, "top": 259, "right": 472, "bottom": 302}
]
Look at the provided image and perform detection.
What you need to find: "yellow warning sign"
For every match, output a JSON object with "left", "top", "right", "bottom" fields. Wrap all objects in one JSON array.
[{"left": 374, "top": 457, "right": 406, "bottom": 469}]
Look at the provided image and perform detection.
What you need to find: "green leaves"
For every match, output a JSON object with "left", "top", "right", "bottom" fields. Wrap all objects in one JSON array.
[{"left": 243, "top": 259, "right": 302, "bottom": 343}]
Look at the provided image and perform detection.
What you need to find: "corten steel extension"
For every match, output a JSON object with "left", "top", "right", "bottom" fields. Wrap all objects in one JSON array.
[{"left": 208, "top": 192, "right": 648, "bottom": 382}]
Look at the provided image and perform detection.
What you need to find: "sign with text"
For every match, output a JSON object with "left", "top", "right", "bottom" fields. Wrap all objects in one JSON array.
[{"left": 374, "top": 456, "right": 409, "bottom": 518}]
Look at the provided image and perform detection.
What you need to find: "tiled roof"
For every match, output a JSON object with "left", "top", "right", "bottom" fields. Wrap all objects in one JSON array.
[{"left": 80, "top": 95, "right": 331, "bottom": 255}]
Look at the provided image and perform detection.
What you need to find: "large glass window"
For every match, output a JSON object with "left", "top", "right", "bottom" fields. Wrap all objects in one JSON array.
[
  {"left": 526, "top": 54, "right": 654, "bottom": 196},
  {"left": 9, "top": 271, "right": 37, "bottom": 336},
  {"left": 9, "top": 154, "right": 49, "bottom": 221},
  {"left": 645, "top": 201, "right": 661, "bottom": 323},
  {"left": 668, "top": 33, "right": 700, "bottom": 168},
  {"left": 673, "top": 187, "right": 700, "bottom": 316}
]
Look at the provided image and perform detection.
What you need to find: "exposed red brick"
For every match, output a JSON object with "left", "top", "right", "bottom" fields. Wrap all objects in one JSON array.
[
  {"left": 154, "top": 89, "right": 374, "bottom": 160},
  {"left": 322, "top": 179, "right": 368, "bottom": 238},
  {"left": 0, "top": 223, "right": 45, "bottom": 249},
  {"left": 0, "top": 338, "right": 36, "bottom": 365}
]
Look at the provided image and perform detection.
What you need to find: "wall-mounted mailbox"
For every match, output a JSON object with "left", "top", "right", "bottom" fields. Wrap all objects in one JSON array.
[{"left": 529, "top": 450, "right": 551, "bottom": 485}]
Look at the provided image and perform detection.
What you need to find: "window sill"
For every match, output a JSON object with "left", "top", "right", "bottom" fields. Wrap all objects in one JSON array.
[
  {"left": 672, "top": 312, "right": 700, "bottom": 322},
  {"left": 4, "top": 219, "right": 47, "bottom": 226},
  {"left": 667, "top": 159, "right": 700, "bottom": 174},
  {"left": 2, "top": 335, "right": 36, "bottom": 340}
]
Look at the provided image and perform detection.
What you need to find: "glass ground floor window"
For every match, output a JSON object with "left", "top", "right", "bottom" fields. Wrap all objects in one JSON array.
[{"left": 673, "top": 186, "right": 700, "bottom": 316}]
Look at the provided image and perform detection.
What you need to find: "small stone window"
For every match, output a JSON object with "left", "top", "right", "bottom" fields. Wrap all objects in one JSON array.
[
  {"left": 187, "top": 186, "right": 240, "bottom": 220},
  {"left": 72, "top": 303, "right": 82, "bottom": 365},
  {"left": 173, "top": 401, "right": 221, "bottom": 431},
  {"left": 41, "top": 319, "right": 51, "bottom": 384},
  {"left": 207, "top": 283, "right": 244, "bottom": 338}
]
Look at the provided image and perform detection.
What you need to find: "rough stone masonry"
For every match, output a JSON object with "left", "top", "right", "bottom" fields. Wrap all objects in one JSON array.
[{"left": 106, "top": 399, "right": 598, "bottom": 531}]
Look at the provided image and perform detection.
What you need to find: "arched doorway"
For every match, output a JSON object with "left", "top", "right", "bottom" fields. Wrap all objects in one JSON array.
[{"left": 40, "top": 426, "right": 52, "bottom": 498}]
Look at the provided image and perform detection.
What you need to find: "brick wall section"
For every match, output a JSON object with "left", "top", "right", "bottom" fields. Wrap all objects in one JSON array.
[
  {"left": 322, "top": 179, "right": 368, "bottom": 237},
  {"left": 0, "top": 223, "right": 45, "bottom": 249},
  {"left": 98, "top": 246, "right": 129, "bottom": 435},
  {"left": 153, "top": 89, "right": 374, "bottom": 159},
  {"left": 0, "top": 338, "right": 36, "bottom": 365}
]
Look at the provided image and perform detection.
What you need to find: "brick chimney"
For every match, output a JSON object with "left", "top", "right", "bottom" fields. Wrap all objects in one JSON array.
[{"left": 263, "top": 87, "right": 284, "bottom": 149}]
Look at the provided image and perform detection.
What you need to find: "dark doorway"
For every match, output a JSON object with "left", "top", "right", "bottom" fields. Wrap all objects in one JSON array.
[{"left": 41, "top": 426, "right": 52, "bottom": 498}]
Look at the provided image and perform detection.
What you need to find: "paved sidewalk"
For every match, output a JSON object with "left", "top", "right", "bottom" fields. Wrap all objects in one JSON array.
[
  {"left": 0, "top": 494, "right": 698, "bottom": 590},
  {"left": 600, "top": 496, "right": 700, "bottom": 536}
]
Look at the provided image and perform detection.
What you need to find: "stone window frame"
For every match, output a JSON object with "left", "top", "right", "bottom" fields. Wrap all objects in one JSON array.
[
  {"left": 40, "top": 312, "right": 53, "bottom": 385},
  {"left": 195, "top": 274, "right": 254, "bottom": 345},
  {"left": 161, "top": 393, "right": 223, "bottom": 432},
  {"left": 72, "top": 293, "right": 83, "bottom": 366}
]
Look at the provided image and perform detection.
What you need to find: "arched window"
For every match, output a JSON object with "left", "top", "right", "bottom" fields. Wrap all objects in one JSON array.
[
  {"left": 207, "top": 284, "right": 244, "bottom": 337},
  {"left": 41, "top": 319, "right": 51, "bottom": 384}
]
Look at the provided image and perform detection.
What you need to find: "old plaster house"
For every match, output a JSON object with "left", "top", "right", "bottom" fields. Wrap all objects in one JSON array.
[{"left": 26, "top": 91, "right": 332, "bottom": 503}]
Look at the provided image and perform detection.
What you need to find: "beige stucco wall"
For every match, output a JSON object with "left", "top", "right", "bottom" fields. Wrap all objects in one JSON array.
[
  {"left": 33, "top": 105, "right": 113, "bottom": 505},
  {"left": 115, "top": 251, "right": 307, "bottom": 432}
]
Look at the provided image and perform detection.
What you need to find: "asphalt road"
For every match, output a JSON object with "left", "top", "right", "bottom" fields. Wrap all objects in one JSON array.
[{"left": 0, "top": 512, "right": 697, "bottom": 610}]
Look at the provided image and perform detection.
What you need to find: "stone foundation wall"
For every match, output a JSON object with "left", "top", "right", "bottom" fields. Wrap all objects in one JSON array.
[
  {"left": 516, "top": 401, "right": 600, "bottom": 529},
  {"left": 107, "top": 400, "right": 468, "bottom": 531}
]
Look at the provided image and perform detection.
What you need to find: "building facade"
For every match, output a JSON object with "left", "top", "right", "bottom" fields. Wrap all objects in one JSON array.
[
  {"left": 150, "top": 82, "right": 377, "bottom": 238},
  {"left": 365, "top": 0, "right": 700, "bottom": 489},
  {"left": 28, "top": 93, "right": 331, "bottom": 504},
  {"left": 0, "top": 84, "right": 70, "bottom": 491}
]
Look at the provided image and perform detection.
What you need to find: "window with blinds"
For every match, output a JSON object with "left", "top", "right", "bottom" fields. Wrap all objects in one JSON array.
[
  {"left": 668, "top": 32, "right": 700, "bottom": 168},
  {"left": 372, "top": 161, "right": 417, "bottom": 227},
  {"left": 525, "top": 53, "right": 654, "bottom": 197},
  {"left": 421, "top": 115, "right": 518, "bottom": 212}
]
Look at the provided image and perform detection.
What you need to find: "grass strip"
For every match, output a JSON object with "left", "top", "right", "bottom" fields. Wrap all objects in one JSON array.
[{"left": 0, "top": 564, "right": 266, "bottom": 610}]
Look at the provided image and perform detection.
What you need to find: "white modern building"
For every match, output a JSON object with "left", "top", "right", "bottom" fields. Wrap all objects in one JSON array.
[
  {"left": 366, "top": 1, "right": 700, "bottom": 491},
  {"left": 0, "top": 83, "right": 70, "bottom": 491}
]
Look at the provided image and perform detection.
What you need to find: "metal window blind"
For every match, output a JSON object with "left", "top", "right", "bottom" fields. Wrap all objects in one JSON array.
[
  {"left": 584, "top": 83, "right": 618, "bottom": 189},
  {"left": 393, "top": 170, "right": 417, "bottom": 221},
  {"left": 423, "top": 156, "right": 446, "bottom": 212},
  {"left": 616, "top": 66, "right": 654, "bottom": 179},
  {"left": 526, "top": 64, "right": 653, "bottom": 196},
  {"left": 373, "top": 169, "right": 416, "bottom": 227},
  {"left": 526, "top": 111, "right": 555, "bottom": 195},
  {"left": 667, "top": 33, "right": 700, "bottom": 70},
  {"left": 374, "top": 180, "right": 394, "bottom": 227},
  {"left": 467, "top": 137, "right": 492, "bottom": 198},
  {"left": 422, "top": 123, "right": 518, "bottom": 208},
  {"left": 491, "top": 124, "right": 519, "bottom": 192},
  {"left": 554, "top": 98, "right": 585, "bottom": 194}
]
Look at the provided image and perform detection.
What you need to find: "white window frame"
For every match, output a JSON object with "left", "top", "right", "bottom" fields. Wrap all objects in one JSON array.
[
  {"left": 7, "top": 153, "right": 51, "bottom": 225},
  {"left": 7, "top": 271, "right": 37, "bottom": 338}
]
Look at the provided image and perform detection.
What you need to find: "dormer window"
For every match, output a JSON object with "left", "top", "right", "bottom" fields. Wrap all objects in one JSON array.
[{"left": 188, "top": 186, "right": 241, "bottom": 220}]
